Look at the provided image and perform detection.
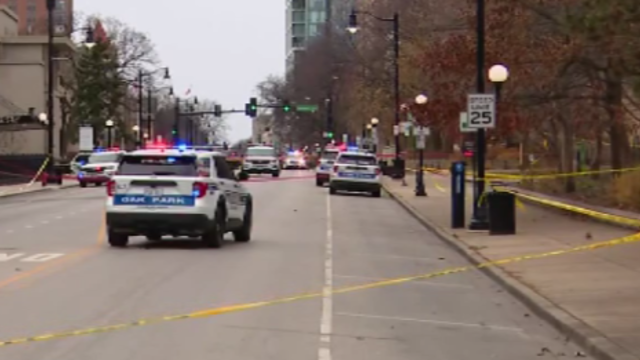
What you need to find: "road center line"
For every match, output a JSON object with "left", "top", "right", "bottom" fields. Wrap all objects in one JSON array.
[{"left": 318, "top": 193, "right": 333, "bottom": 360}]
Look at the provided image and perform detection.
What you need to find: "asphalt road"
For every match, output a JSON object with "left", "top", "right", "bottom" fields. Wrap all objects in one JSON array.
[{"left": 0, "top": 171, "right": 582, "bottom": 360}]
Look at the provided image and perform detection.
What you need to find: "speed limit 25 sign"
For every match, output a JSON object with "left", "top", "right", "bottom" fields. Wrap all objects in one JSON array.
[{"left": 466, "top": 93, "right": 496, "bottom": 129}]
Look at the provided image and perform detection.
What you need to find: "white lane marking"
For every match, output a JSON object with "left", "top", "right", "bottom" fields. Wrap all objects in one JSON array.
[
  {"left": 0, "top": 253, "right": 65, "bottom": 262},
  {"left": 318, "top": 193, "right": 333, "bottom": 360},
  {"left": 336, "top": 312, "right": 524, "bottom": 333},
  {"left": 41, "top": 220, "right": 49, "bottom": 224},
  {"left": 333, "top": 274, "right": 474, "bottom": 289},
  {"left": 55, "top": 216, "right": 63, "bottom": 219},
  {"left": 24, "top": 225, "right": 33, "bottom": 229},
  {"left": 21, "top": 253, "right": 65, "bottom": 262},
  {"left": 0, "top": 253, "right": 24, "bottom": 261}
]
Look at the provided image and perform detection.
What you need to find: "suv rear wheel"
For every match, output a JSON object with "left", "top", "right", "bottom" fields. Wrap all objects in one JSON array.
[
  {"left": 108, "top": 230, "right": 129, "bottom": 247},
  {"left": 202, "top": 206, "right": 225, "bottom": 248},
  {"left": 233, "top": 200, "right": 252, "bottom": 242}
]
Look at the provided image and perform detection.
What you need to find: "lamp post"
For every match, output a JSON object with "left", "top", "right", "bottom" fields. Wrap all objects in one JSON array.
[
  {"left": 132, "top": 124, "right": 140, "bottom": 146},
  {"left": 348, "top": 9, "right": 403, "bottom": 177},
  {"left": 414, "top": 94, "right": 428, "bottom": 196},
  {"left": 370, "top": 117, "right": 379, "bottom": 154},
  {"left": 174, "top": 96, "right": 197, "bottom": 143},
  {"left": 488, "top": 64, "right": 509, "bottom": 99},
  {"left": 147, "top": 86, "right": 173, "bottom": 139},
  {"left": 470, "top": 0, "right": 488, "bottom": 230},
  {"left": 137, "top": 67, "right": 170, "bottom": 144},
  {"left": 105, "top": 119, "right": 114, "bottom": 147}
]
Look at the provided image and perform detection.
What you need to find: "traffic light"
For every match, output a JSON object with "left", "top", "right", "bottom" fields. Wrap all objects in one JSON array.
[
  {"left": 282, "top": 100, "right": 292, "bottom": 112},
  {"left": 244, "top": 97, "right": 258, "bottom": 117},
  {"left": 324, "top": 131, "right": 333, "bottom": 139},
  {"left": 213, "top": 104, "right": 222, "bottom": 117}
]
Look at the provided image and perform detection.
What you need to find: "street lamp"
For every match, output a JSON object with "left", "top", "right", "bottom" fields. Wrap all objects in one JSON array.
[
  {"left": 105, "top": 119, "right": 114, "bottom": 147},
  {"left": 347, "top": 9, "right": 403, "bottom": 178},
  {"left": 138, "top": 67, "right": 170, "bottom": 144},
  {"left": 414, "top": 94, "right": 428, "bottom": 196},
  {"left": 38, "top": 112, "right": 47, "bottom": 124},
  {"left": 488, "top": 64, "right": 509, "bottom": 98},
  {"left": 370, "top": 117, "right": 379, "bottom": 154}
]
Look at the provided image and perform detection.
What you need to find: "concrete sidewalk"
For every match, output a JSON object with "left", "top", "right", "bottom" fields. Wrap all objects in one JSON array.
[{"left": 383, "top": 174, "right": 640, "bottom": 360}]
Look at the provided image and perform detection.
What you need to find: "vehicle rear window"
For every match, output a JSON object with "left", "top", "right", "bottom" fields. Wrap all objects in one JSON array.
[
  {"left": 322, "top": 151, "right": 339, "bottom": 160},
  {"left": 118, "top": 155, "right": 198, "bottom": 176},
  {"left": 337, "top": 154, "right": 377, "bottom": 166},
  {"left": 88, "top": 153, "right": 121, "bottom": 163},
  {"left": 74, "top": 154, "right": 90, "bottom": 164}
]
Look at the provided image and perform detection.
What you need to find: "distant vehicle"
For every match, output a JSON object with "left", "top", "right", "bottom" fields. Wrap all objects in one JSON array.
[
  {"left": 240, "top": 145, "right": 280, "bottom": 177},
  {"left": 77, "top": 148, "right": 125, "bottom": 187},
  {"left": 283, "top": 151, "right": 307, "bottom": 169},
  {"left": 104, "top": 148, "right": 252, "bottom": 248},
  {"left": 329, "top": 151, "right": 382, "bottom": 197},
  {"left": 70, "top": 152, "right": 91, "bottom": 174}
]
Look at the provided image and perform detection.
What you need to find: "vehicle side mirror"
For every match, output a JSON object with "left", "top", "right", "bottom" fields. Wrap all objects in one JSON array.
[{"left": 238, "top": 171, "right": 249, "bottom": 181}]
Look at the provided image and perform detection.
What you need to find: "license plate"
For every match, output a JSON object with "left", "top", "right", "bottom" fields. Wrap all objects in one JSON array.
[
  {"left": 338, "top": 172, "right": 374, "bottom": 179},
  {"left": 143, "top": 187, "right": 164, "bottom": 196},
  {"left": 113, "top": 195, "right": 194, "bottom": 206}
]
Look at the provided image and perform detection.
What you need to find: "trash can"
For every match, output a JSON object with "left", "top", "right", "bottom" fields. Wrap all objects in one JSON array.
[{"left": 487, "top": 191, "right": 516, "bottom": 235}]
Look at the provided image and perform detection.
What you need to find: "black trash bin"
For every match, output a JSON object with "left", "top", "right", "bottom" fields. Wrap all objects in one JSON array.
[{"left": 487, "top": 191, "right": 516, "bottom": 235}]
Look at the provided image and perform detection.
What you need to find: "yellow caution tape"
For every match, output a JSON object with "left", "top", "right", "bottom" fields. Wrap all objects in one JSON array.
[{"left": 1, "top": 231, "right": 639, "bottom": 348}]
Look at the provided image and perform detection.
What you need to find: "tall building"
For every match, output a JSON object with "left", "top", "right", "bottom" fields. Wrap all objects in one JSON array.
[
  {"left": 0, "top": 0, "right": 73, "bottom": 35},
  {"left": 285, "top": 0, "right": 354, "bottom": 72}
]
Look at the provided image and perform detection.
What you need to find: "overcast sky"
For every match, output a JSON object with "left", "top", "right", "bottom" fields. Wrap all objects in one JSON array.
[{"left": 76, "top": 0, "right": 285, "bottom": 143}]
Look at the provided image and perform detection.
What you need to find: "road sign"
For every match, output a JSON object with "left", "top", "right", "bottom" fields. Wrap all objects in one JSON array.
[
  {"left": 466, "top": 94, "right": 495, "bottom": 129},
  {"left": 296, "top": 104, "right": 318, "bottom": 112},
  {"left": 459, "top": 112, "right": 476, "bottom": 133},
  {"left": 416, "top": 127, "right": 426, "bottom": 149},
  {"left": 342, "top": 134, "right": 348, "bottom": 143}
]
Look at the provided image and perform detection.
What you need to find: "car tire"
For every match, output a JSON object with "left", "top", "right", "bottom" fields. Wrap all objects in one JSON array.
[
  {"left": 80, "top": 182, "right": 87, "bottom": 188},
  {"left": 146, "top": 234, "right": 161, "bottom": 241},
  {"left": 233, "top": 200, "right": 252, "bottom": 242},
  {"left": 95, "top": 182, "right": 102, "bottom": 186},
  {"left": 202, "top": 206, "right": 225, "bottom": 248},
  {"left": 372, "top": 189, "right": 382, "bottom": 198},
  {"left": 316, "top": 179, "right": 323, "bottom": 187},
  {"left": 329, "top": 186, "right": 337, "bottom": 195},
  {"left": 108, "top": 229, "right": 128, "bottom": 247},
  {"left": 272, "top": 171, "right": 280, "bottom": 178}
]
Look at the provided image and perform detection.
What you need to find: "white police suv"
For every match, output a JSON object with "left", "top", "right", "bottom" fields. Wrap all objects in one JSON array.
[
  {"left": 105, "top": 148, "right": 252, "bottom": 248},
  {"left": 329, "top": 151, "right": 382, "bottom": 197},
  {"left": 78, "top": 149, "right": 125, "bottom": 187},
  {"left": 315, "top": 147, "right": 340, "bottom": 186},
  {"left": 241, "top": 145, "right": 280, "bottom": 177}
]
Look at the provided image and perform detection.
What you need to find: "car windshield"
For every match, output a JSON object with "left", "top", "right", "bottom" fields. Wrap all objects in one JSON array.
[
  {"left": 73, "top": 154, "right": 90, "bottom": 164},
  {"left": 88, "top": 153, "right": 121, "bottom": 164},
  {"left": 246, "top": 148, "right": 275, "bottom": 157},
  {"left": 337, "top": 154, "right": 377, "bottom": 166},
  {"left": 117, "top": 155, "right": 198, "bottom": 176}
]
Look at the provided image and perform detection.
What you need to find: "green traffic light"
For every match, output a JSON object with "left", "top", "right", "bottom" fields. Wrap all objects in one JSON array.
[{"left": 283, "top": 106, "right": 290, "bottom": 112}]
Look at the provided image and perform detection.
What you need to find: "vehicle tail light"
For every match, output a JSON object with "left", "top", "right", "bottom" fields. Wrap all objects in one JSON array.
[
  {"left": 193, "top": 181, "right": 208, "bottom": 198},
  {"left": 333, "top": 165, "right": 339, "bottom": 172},
  {"left": 107, "top": 180, "right": 115, "bottom": 196},
  {"left": 96, "top": 167, "right": 102, "bottom": 171},
  {"left": 375, "top": 168, "right": 381, "bottom": 175}
]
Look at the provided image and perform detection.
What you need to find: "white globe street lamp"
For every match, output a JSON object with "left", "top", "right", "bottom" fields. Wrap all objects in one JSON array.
[
  {"left": 488, "top": 64, "right": 509, "bottom": 83},
  {"left": 415, "top": 94, "right": 428, "bottom": 104}
]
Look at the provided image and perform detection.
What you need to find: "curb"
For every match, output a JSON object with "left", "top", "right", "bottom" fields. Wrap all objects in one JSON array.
[
  {"left": 382, "top": 182, "right": 637, "bottom": 360},
  {"left": 0, "top": 183, "right": 80, "bottom": 200}
]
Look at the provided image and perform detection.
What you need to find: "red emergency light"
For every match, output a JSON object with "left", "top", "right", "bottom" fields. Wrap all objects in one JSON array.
[{"left": 463, "top": 150, "right": 473, "bottom": 157}]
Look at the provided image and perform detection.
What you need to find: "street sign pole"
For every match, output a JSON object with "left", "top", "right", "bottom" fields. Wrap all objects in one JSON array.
[
  {"left": 466, "top": 93, "right": 495, "bottom": 230},
  {"left": 415, "top": 127, "right": 427, "bottom": 196}
]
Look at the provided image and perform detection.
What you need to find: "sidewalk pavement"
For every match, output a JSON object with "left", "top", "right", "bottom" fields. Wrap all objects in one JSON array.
[
  {"left": 383, "top": 173, "right": 640, "bottom": 360},
  {"left": 0, "top": 181, "right": 78, "bottom": 198}
]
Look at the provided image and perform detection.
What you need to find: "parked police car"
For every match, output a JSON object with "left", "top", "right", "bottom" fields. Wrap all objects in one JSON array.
[
  {"left": 241, "top": 145, "right": 280, "bottom": 177},
  {"left": 105, "top": 148, "right": 252, "bottom": 248},
  {"left": 315, "top": 147, "right": 340, "bottom": 186},
  {"left": 329, "top": 151, "right": 381, "bottom": 197},
  {"left": 78, "top": 149, "right": 125, "bottom": 187}
]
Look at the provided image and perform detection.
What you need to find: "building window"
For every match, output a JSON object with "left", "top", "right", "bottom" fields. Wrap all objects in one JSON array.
[
  {"left": 292, "top": 0, "right": 305, "bottom": 10},
  {"left": 309, "top": 0, "right": 325, "bottom": 10},
  {"left": 292, "top": 24, "right": 305, "bottom": 37},
  {"left": 308, "top": 10, "right": 325, "bottom": 23},
  {"left": 292, "top": 10, "right": 305, "bottom": 23},
  {"left": 292, "top": 36, "right": 305, "bottom": 48},
  {"left": 309, "top": 24, "right": 322, "bottom": 36}
]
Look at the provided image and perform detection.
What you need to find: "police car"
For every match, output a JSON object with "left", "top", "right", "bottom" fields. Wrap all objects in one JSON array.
[
  {"left": 77, "top": 148, "right": 125, "bottom": 187},
  {"left": 105, "top": 147, "right": 252, "bottom": 248},
  {"left": 315, "top": 147, "right": 340, "bottom": 186},
  {"left": 329, "top": 151, "right": 381, "bottom": 197},
  {"left": 241, "top": 145, "right": 280, "bottom": 177},
  {"left": 283, "top": 150, "right": 307, "bottom": 169}
]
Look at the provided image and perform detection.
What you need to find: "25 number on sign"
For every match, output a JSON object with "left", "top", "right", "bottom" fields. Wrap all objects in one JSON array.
[{"left": 469, "top": 111, "right": 492, "bottom": 126}]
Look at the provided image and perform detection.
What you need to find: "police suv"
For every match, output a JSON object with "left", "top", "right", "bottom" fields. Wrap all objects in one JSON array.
[
  {"left": 78, "top": 149, "right": 125, "bottom": 187},
  {"left": 329, "top": 150, "right": 382, "bottom": 197},
  {"left": 315, "top": 147, "right": 340, "bottom": 186},
  {"left": 105, "top": 148, "right": 252, "bottom": 248},
  {"left": 241, "top": 145, "right": 280, "bottom": 177}
]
